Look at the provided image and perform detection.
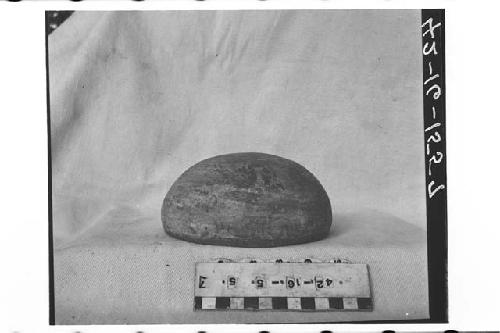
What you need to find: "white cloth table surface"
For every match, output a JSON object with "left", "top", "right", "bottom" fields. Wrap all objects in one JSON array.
[{"left": 55, "top": 208, "right": 428, "bottom": 324}]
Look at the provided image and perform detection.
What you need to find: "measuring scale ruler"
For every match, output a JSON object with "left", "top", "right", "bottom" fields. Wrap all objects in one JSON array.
[{"left": 194, "top": 261, "right": 373, "bottom": 311}]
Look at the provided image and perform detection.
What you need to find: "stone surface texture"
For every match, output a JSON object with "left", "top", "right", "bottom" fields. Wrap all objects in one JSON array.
[{"left": 161, "top": 152, "right": 333, "bottom": 247}]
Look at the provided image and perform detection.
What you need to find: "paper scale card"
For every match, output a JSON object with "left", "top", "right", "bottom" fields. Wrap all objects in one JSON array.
[{"left": 194, "top": 262, "right": 373, "bottom": 311}]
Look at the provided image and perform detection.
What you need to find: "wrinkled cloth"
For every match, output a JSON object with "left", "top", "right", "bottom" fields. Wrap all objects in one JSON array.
[{"left": 49, "top": 10, "right": 428, "bottom": 324}]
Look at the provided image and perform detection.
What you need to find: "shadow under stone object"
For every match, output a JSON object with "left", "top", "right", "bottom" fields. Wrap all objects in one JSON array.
[{"left": 161, "top": 152, "right": 333, "bottom": 247}]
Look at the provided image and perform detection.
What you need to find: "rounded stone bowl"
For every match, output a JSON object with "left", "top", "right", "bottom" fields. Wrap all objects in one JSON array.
[{"left": 161, "top": 152, "right": 332, "bottom": 247}]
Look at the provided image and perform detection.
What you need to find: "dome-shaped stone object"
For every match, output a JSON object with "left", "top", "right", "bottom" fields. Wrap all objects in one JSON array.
[{"left": 161, "top": 152, "right": 332, "bottom": 247}]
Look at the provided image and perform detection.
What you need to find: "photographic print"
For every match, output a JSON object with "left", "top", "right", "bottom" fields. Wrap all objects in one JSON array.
[{"left": 47, "top": 9, "right": 447, "bottom": 324}]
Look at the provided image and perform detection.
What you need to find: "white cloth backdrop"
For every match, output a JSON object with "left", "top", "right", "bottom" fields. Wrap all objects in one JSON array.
[{"left": 49, "top": 10, "right": 429, "bottom": 324}]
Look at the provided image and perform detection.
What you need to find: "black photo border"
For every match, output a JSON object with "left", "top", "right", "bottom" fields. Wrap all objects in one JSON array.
[
  {"left": 46, "top": 10, "right": 55, "bottom": 326},
  {"left": 422, "top": 8, "right": 448, "bottom": 323}
]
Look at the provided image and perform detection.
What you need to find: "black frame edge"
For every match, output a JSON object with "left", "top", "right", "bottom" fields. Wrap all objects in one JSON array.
[
  {"left": 422, "top": 8, "right": 448, "bottom": 323},
  {"left": 46, "top": 11, "right": 55, "bottom": 326}
]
